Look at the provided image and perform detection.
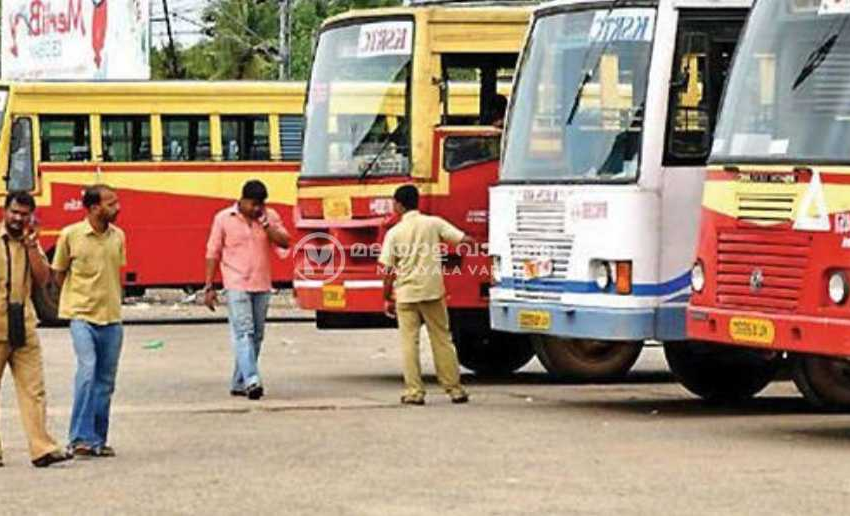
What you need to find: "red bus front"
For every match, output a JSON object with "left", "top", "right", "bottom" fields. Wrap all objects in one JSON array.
[{"left": 681, "top": 0, "right": 850, "bottom": 409}]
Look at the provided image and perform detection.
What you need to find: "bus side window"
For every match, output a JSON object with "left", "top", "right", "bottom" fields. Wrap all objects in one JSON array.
[
  {"left": 444, "top": 135, "right": 501, "bottom": 172},
  {"left": 440, "top": 53, "right": 517, "bottom": 126},
  {"left": 7, "top": 117, "right": 35, "bottom": 191},
  {"left": 664, "top": 14, "right": 746, "bottom": 166},
  {"left": 101, "top": 116, "right": 151, "bottom": 162},
  {"left": 221, "top": 116, "right": 270, "bottom": 161},
  {"left": 40, "top": 115, "right": 90, "bottom": 162},
  {"left": 665, "top": 32, "right": 711, "bottom": 164},
  {"left": 279, "top": 114, "right": 303, "bottom": 161},
  {"left": 162, "top": 116, "right": 211, "bottom": 161}
]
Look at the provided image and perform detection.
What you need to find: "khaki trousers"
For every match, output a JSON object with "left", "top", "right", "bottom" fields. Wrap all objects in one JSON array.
[
  {"left": 0, "top": 335, "right": 60, "bottom": 461},
  {"left": 396, "top": 298, "right": 466, "bottom": 399}
]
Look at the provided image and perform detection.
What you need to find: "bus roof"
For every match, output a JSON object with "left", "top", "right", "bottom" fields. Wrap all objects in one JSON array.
[
  {"left": 323, "top": 3, "right": 533, "bottom": 28},
  {"left": 2, "top": 81, "right": 305, "bottom": 97},
  {"left": 3, "top": 81, "right": 306, "bottom": 115}
]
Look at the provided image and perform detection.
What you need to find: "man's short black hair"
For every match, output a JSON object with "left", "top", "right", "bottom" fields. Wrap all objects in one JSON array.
[
  {"left": 241, "top": 180, "right": 268, "bottom": 202},
  {"left": 82, "top": 184, "right": 114, "bottom": 209},
  {"left": 5, "top": 191, "right": 35, "bottom": 210},
  {"left": 394, "top": 184, "right": 419, "bottom": 211}
]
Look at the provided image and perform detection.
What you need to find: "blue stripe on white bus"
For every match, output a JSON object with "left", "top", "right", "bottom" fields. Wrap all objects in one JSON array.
[{"left": 496, "top": 271, "right": 691, "bottom": 297}]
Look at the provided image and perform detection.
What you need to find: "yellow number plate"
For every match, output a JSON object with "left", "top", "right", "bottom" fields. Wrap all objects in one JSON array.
[
  {"left": 322, "top": 285, "right": 346, "bottom": 309},
  {"left": 518, "top": 310, "right": 552, "bottom": 331},
  {"left": 323, "top": 196, "right": 352, "bottom": 221},
  {"left": 729, "top": 317, "right": 775, "bottom": 345}
]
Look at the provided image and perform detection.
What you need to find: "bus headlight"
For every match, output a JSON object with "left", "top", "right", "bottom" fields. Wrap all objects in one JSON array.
[
  {"left": 593, "top": 262, "right": 611, "bottom": 290},
  {"left": 829, "top": 271, "right": 848, "bottom": 304},
  {"left": 691, "top": 261, "right": 706, "bottom": 293}
]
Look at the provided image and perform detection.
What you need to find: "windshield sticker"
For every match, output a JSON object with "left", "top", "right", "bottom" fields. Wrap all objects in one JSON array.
[
  {"left": 357, "top": 21, "right": 413, "bottom": 58},
  {"left": 769, "top": 139, "right": 790, "bottom": 155},
  {"left": 589, "top": 8, "right": 655, "bottom": 43},
  {"left": 819, "top": 0, "right": 850, "bottom": 15}
]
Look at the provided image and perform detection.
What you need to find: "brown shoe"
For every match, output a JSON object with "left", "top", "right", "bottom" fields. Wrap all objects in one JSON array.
[
  {"left": 32, "top": 450, "right": 73, "bottom": 468},
  {"left": 450, "top": 393, "right": 469, "bottom": 404},
  {"left": 400, "top": 395, "right": 425, "bottom": 406},
  {"left": 69, "top": 443, "right": 96, "bottom": 458}
]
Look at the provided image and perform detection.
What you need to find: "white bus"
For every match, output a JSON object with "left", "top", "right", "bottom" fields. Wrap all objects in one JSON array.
[{"left": 488, "top": 0, "right": 750, "bottom": 379}]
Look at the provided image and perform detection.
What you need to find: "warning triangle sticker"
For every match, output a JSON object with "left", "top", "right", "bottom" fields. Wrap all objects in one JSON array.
[{"left": 794, "top": 169, "right": 830, "bottom": 232}]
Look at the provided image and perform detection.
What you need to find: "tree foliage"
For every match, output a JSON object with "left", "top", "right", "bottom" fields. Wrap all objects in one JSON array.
[{"left": 152, "top": 0, "right": 403, "bottom": 80}]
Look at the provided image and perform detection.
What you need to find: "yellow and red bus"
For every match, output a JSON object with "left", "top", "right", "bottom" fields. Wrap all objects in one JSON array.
[
  {"left": 0, "top": 81, "right": 305, "bottom": 319},
  {"left": 294, "top": 4, "right": 535, "bottom": 375},
  {"left": 682, "top": 0, "right": 850, "bottom": 408}
]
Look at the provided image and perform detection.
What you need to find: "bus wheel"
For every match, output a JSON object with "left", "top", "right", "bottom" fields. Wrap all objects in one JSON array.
[
  {"left": 32, "top": 283, "right": 64, "bottom": 327},
  {"left": 664, "top": 342, "right": 780, "bottom": 402},
  {"left": 532, "top": 336, "right": 642, "bottom": 381},
  {"left": 792, "top": 355, "right": 850, "bottom": 411},
  {"left": 452, "top": 328, "right": 536, "bottom": 376}
]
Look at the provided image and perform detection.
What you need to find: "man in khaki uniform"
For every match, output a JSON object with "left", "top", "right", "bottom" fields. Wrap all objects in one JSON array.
[
  {"left": 0, "top": 191, "right": 72, "bottom": 467},
  {"left": 379, "top": 185, "right": 471, "bottom": 405},
  {"left": 53, "top": 185, "right": 126, "bottom": 458}
]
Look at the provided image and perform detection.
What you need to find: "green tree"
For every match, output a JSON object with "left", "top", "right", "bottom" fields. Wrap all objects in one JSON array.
[
  {"left": 290, "top": 0, "right": 403, "bottom": 80},
  {"left": 153, "top": 0, "right": 402, "bottom": 80}
]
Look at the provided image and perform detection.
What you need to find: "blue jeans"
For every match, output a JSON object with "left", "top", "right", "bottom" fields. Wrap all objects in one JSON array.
[
  {"left": 68, "top": 320, "right": 123, "bottom": 449},
  {"left": 226, "top": 290, "right": 271, "bottom": 391}
]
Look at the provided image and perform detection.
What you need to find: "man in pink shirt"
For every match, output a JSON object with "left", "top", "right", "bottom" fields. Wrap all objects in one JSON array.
[{"left": 204, "top": 180, "right": 289, "bottom": 400}]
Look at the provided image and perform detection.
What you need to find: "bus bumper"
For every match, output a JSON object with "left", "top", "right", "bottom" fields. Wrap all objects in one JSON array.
[
  {"left": 687, "top": 306, "right": 850, "bottom": 357},
  {"left": 293, "top": 280, "right": 384, "bottom": 312},
  {"left": 489, "top": 300, "right": 685, "bottom": 341}
]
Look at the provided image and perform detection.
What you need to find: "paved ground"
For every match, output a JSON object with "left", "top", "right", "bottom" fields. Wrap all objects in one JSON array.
[{"left": 2, "top": 320, "right": 849, "bottom": 515}]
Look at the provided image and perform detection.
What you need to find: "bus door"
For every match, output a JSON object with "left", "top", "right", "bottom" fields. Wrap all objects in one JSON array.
[{"left": 433, "top": 52, "right": 518, "bottom": 308}]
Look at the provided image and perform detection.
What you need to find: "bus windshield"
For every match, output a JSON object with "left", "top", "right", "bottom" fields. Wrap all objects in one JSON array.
[
  {"left": 301, "top": 19, "right": 413, "bottom": 178},
  {"left": 712, "top": 0, "right": 850, "bottom": 164},
  {"left": 501, "top": 7, "right": 655, "bottom": 183}
]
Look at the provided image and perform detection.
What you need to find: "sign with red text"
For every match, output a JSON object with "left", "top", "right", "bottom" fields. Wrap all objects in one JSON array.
[{"left": 2, "top": 0, "right": 150, "bottom": 80}]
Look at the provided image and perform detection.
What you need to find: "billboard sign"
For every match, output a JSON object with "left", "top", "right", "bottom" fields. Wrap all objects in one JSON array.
[{"left": 2, "top": 0, "right": 150, "bottom": 80}]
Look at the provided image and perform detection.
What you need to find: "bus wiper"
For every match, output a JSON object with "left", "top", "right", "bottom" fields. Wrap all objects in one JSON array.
[
  {"left": 358, "top": 136, "right": 395, "bottom": 181},
  {"left": 565, "top": 0, "right": 624, "bottom": 126},
  {"left": 792, "top": 20, "right": 848, "bottom": 91}
]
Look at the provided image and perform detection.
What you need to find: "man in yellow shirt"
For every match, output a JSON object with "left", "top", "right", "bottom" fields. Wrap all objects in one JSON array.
[
  {"left": 52, "top": 185, "right": 126, "bottom": 458},
  {"left": 0, "top": 192, "right": 72, "bottom": 468},
  {"left": 379, "top": 185, "right": 471, "bottom": 405}
]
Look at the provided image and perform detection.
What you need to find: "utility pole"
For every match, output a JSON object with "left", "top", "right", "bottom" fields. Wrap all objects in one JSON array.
[
  {"left": 162, "top": 0, "right": 184, "bottom": 78},
  {"left": 278, "top": 0, "right": 292, "bottom": 79}
]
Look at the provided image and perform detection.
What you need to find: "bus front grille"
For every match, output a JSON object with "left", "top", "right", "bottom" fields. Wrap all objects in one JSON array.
[
  {"left": 715, "top": 229, "right": 811, "bottom": 312},
  {"left": 508, "top": 234, "right": 574, "bottom": 282},
  {"left": 515, "top": 201, "right": 566, "bottom": 234},
  {"left": 736, "top": 193, "right": 796, "bottom": 224}
]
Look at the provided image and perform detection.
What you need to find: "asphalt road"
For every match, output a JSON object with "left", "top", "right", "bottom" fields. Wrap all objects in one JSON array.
[{"left": 1, "top": 322, "right": 848, "bottom": 515}]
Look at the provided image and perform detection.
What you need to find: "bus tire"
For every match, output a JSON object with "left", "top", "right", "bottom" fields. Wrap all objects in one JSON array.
[
  {"left": 792, "top": 355, "right": 850, "bottom": 412},
  {"left": 452, "top": 328, "right": 535, "bottom": 376},
  {"left": 664, "top": 342, "right": 780, "bottom": 402},
  {"left": 532, "top": 336, "right": 642, "bottom": 381},
  {"left": 32, "top": 283, "right": 64, "bottom": 327}
]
